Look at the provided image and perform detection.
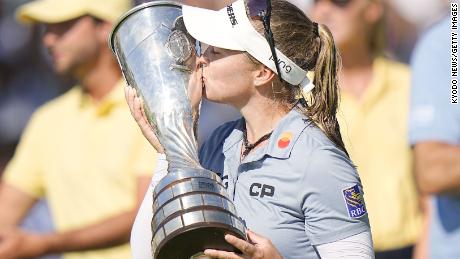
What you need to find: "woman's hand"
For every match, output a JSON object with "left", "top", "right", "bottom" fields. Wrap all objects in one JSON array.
[
  {"left": 124, "top": 85, "right": 165, "bottom": 153},
  {"left": 204, "top": 230, "right": 283, "bottom": 259},
  {"left": 124, "top": 54, "right": 203, "bottom": 153},
  {"left": 187, "top": 62, "right": 204, "bottom": 111}
]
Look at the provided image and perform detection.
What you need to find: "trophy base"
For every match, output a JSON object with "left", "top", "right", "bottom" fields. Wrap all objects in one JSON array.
[
  {"left": 155, "top": 224, "right": 244, "bottom": 259},
  {"left": 151, "top": 169, "right": 247, "bottom": 258}
]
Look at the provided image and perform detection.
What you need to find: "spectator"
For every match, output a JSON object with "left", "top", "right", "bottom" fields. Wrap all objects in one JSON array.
[
  {"left": 0, "top": 0, "right": 157, "bottom": 259},
  {"left": 1, "top": 3, "right": 70, "bottom": 259},
  {"left": 409, "top": 15, "right": 460, "bottom": 259},
  {"left": 309, "top": 0, "right": 422, "bottom": 258},
  {"left": 0, "top": 0, "right": 66, "bottom": 172}
]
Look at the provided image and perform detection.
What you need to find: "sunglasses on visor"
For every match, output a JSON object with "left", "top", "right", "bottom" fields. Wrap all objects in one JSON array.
[
  {"left": 313, "top": 0, "right": 353, "bottom": 8},
  {"left": 248, "top": 0, "right": 284, "bottom": 82}
]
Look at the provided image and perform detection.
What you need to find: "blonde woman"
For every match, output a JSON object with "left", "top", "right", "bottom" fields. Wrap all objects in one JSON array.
[{"left": 128, "top": 0, "right": 374, "bottom": 258}]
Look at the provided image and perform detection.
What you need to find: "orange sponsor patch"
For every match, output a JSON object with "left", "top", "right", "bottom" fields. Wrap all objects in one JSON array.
[{"left": 277, "top": 132, "right": 293, "bottom": 149}]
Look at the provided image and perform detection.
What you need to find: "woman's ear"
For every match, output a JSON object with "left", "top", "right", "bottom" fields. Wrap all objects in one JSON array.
[{"left": 253, "top": 65, "right": 276, "bottom": 87}]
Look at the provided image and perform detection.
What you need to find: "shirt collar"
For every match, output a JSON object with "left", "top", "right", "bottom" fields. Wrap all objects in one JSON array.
[
  {"left": 222, "top": 118, "right": 245, "bottom": 153},
  {"left": 343, "top": 56, "right": 389, "bottom": 108},
  {"left": 222, "top": 108, "right": 309, "bottom": 163},
  {"left": 264, "top": 108, "right": 309, "bottom": 159},
  {"left": 78, "top": 79, "right": 126, "bottom": 116}
]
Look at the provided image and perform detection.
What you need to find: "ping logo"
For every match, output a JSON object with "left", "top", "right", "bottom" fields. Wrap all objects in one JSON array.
[
  {"left": 227, "top": 5, "right": 238, "bottom": 27},
  {"left": 249, "top": 183, "right": 275, "bottom": 198},
  {"left": 269, "top": 56, "right": 292, "bottom": 74},
  {"left": 342, "top": 184, "right": 367, "bottom": 218},
  {"left": 277, "top": 132, "right": 292, "bottom": 149}
]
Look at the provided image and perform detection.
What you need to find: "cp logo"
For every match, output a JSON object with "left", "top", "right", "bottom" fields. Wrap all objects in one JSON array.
[{"left": 249, "top": 183, "right": 275, "bottom": 198}]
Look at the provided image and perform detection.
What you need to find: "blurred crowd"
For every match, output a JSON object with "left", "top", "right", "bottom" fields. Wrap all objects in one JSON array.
[{"left": 0, "top": 0, "right": 456, "bottom": 259}]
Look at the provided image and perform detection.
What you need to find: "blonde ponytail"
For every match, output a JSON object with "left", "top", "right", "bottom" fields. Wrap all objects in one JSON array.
[
  {"left": 304, "top": 24, "right": 348, "bottom": 156},
  {"left": 250, "top": 0, "right": 349, "bottom": 156}
]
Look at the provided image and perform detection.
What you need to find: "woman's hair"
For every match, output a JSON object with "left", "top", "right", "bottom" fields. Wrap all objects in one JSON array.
[{"left": 250, "top": 0, "right": 349, "bottom": 156}]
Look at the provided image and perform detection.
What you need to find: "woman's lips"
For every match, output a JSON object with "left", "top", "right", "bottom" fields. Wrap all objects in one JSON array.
[
  {"left": 200, "top": 76, "right": 207, "bottom": 99},
  {"left": 200, "top": 64, "right": 206, "bottom": 90},
  {"left": 201, "top": 76, "right": 206, "bottom": 89}
]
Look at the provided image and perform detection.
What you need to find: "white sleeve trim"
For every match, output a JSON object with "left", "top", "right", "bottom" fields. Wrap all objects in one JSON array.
[
  {"left": 151, "top": 153, "right": 168, "bottom": 187},
  {"left": 315, "top": 231, "right": 375, "bottom": 259},
  {"left": 130, "top": 154, "right": 169, "bottom": 259}
]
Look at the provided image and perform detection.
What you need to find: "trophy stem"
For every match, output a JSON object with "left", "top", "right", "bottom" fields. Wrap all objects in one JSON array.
[{"left": 151, "top": 108, "right": 202, "bottom": 170}]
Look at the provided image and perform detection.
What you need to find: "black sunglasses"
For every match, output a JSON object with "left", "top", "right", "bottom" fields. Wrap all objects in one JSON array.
[
  {"left": 314, "top": 0, "right": 353, "bottom": 8},
  {"left": 248, "top": 0, "right": 284, "bottom": 83}
]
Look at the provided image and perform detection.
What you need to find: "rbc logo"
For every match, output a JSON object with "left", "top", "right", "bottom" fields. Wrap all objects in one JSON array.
[
  {"left": 249, "top": 183, "right": 275, "bottom": 198},
  {"left": 342, "top": 184, "right": 367, "bottom": 218},
  {"left": 349, "top": 207, "right": 367, "bottom": 218}
]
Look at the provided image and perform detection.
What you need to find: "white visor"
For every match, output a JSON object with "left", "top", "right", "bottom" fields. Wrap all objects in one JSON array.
[{"left": 182, "top": 0, "right": 314, "bottom": 93}]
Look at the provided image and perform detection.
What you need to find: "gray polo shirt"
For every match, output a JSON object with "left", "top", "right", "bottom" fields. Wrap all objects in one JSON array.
[{"left": 199, "top": 109, "right": 370, "bottom": 259}]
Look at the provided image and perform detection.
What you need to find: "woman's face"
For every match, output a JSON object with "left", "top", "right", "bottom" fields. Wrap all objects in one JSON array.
[{"left": 197, "top": 46, "right": 259, "bottom": 107}]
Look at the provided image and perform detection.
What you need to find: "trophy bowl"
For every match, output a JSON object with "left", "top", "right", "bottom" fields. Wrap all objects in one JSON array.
[{"left": 109, "top": 1, "right": 246, "bottom": 258}]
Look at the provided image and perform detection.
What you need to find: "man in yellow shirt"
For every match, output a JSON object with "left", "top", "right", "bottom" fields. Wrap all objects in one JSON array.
[
  {"left": 0, "top": 0, "right": 157, "bottom": 258},
  {"left": 310, "top": 0, "right": 422, "bottom": 258}
]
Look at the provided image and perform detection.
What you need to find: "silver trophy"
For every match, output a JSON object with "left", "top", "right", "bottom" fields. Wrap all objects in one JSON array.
[{"left": 109, "top": 1, "right": 246, "bottom": 258}]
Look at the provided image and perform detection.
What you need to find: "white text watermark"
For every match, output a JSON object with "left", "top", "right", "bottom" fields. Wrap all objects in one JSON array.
[{"left": 452, "top": 3, "right": 458, "bottom": 104}]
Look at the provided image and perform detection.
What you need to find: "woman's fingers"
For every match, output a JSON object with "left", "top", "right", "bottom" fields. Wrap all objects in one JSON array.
[
  {"left": 139, "top": 97, "right": 147, "bottom": 121},
  {"left": 187, "top": 73, "right": 202, "bottom": 109},
  {"left": 203, "top": 249, "right": 243, "bottom": 259},
  {"left": 202, "top": 232, "right": 281, "bottom": 259},
  {"left": 246, "top": 230, "right": 266, "bottom": 244},
  {"left": 225, "top": 234, "right": 257, "bottom": 256},
  {"left": 132, "top": 90, "right": 145, "bottom": 122},
  {"left": 125, "top": 85, "right": 145, "bottom": 124},
  {"left": 124, "top": 85, "right": 165, "bottom": 153},
  {"left": 124, "top": 85, "right": 135, "bottom": 116}
]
